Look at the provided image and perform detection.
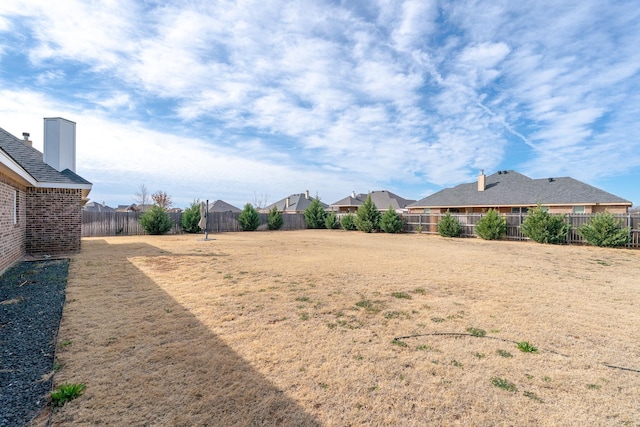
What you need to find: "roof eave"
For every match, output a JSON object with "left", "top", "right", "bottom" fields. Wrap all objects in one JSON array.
[{"left": 0, "top": 151, "right": 38, "bottom": 186}]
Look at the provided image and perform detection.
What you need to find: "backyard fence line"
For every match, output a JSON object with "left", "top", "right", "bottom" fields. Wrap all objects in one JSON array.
[{"left": 82, "top": 211, "right": 640, "bottom": 247}]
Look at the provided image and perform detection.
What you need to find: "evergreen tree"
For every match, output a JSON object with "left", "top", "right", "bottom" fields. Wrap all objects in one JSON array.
[
  {"left": 355, "top": 194, "right": 381, "bottom": 233},
  {"left": 324, "top": 211, "right": 340, "bottom": 229},
  {"left": 437, "top": 211, "right": 463, "bottom": 238},
  {"left": 474, "top": 209, "right": 506, "bottom": 240},
  {"left": 577, "top": 211, "right": 630, "bottom": 247},
  {"left": 304, "top": 198, "right": 327, "bottom": 229},
  {"left": 520, "top": 204, "right": 570, "bottom": 244},
  {"left": 181, "top": 200, "right": 201, "bottom": 233},
  {"left": 380, "top": 206, "right": 403, "bottom": 233},
  {"left": 139, "top": 205, "right": 173, "bottom": 235},
  {"left": 340, "top": 213, "right": 357, "bottom": 230},
  {"left": 238, "top": 203, "right": 260, "bottom": 231},
  {"left": 267, "top": 206, "right": 284, "bottom": 230}
]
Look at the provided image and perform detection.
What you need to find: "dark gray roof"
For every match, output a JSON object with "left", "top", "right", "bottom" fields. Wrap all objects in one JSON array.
[
  {"left": 331, "top": 190, "right": 415, "bottom": 210},
  {"left": 266, "top": 193, "right": 328, "bottom": 212},
  {"left": 409, "top": 170, "right": 631, "bottom": 207},
  {"left": 83, "top": 202, "right": 115, "bottom": 212},
  {"left": 0, "top": 127, "right": 91, "bottom": 186},
  {"left": 208, "top": 200, "right": 241, "bottom": 213}
]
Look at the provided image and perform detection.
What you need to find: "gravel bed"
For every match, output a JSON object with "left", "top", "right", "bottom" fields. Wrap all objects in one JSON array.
[{"left": 0, "top": 259, "right": 69, "bottom": 427}]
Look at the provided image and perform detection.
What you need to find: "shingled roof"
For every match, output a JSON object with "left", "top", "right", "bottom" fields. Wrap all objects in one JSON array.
[
  {"left": 331, "top": 190, "right": 415, "bottom": 211},
  {"left": 266, "top": 191, "right": 328, "bottom": 213},
  {"left": 0, "top": 127, "right": 91, "bottom": 188},
  {"left": 409, "top": 170, "right": 631, "bottom": 208}
]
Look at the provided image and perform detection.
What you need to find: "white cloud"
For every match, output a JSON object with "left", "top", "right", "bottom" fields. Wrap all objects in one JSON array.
[{"left": 1, "top": 0, "right": 639, "bottom": 205}]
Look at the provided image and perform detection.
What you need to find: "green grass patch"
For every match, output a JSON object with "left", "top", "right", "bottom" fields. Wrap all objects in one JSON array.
[
  {"left": 497, "top": 349, "right": 513, "bottom": 358},
  {"left": 491, "top": 377, "right": 517, "bottom": 392},
  {"left": 50, "top": 383, "right": 86, "bottom": 407},
  {"left": 466, "top": 327, "right": 486, "bottom": 337},
  {"left": 516, "top": 341, "right": 538, "bottom": 353},
  {"left": 390, "top": 292, "right": 412, "bottom": 299}
]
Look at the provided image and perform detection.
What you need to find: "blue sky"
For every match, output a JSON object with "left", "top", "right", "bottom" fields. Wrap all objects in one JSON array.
[{"left": 1, "top": 0, "right": 639, "bottom": 208}]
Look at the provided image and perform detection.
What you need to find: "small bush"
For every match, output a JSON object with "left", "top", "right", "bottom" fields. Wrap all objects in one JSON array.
[
  {"left": 355, "top": 194, "right": 381, "bottom": 233},
  {"left": 577, "top": 211, "right": 630, "bottom": 247},
  {"left": 181, "top": 200, "right": 201, "bottom": 233},
  {"left": 50, "top": 383, "right": 86, "bottom": 407},
  {"left": 475, "top": 209, "right": 506, "bottom": 240},
  {"left": 139, "top": 205, "right": 173, "bottom": 235},
  {"left": 438, "top": 211, "right": 462, "bottom": 237},
  {"left": 267, "top": 206, "right": 284, "bottom": 230},
  {"left": 520, "top": 204, "right": 570, "bottom": 244},
  {"left": 238, "top": 203, "right": 260, "bottom": 231},
  {"left": 304, "top": 198, "right": 327, "bottom": 229},
  {"left": 324, "top": 212, "right": 340, "bottom": 229},
  {"left": 341, "top": 213, "right": 357, "bottom": 230},
  {"left": 380, "top": 206, "right": 404, "bottom": 233},
  {"left": 516, "top": 341, "right": 538, "bottom": 353}
]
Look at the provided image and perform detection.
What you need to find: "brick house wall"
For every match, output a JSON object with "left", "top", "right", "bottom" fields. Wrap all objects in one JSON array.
[
  {"left": 0, "top": 172, "right": 26, "bottom": 274},
  {"left": 25, "top": 187, "right": 83, "bottom": 254}
]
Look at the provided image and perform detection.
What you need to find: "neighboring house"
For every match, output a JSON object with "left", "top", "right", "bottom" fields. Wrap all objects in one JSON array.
[
  {"left": 330, "top": 190, "right": 416, "bottom": 213},
  {"left": 264, "top": 190, "right": 328, "bottom": 213},
  {"left": 83, "top": 201, "right": 115, "bottom": 213},
  {"left": 408, "top": 170, "right": 632, "bottom": 214},
  {"left": 115, "top": 204, "right": 137, "bottom": 212},
  {"left": 0, "top": 118, "right": 92, "bottom": 274},
  {"left": 208, "top": 200, "right": 241, "bottom": 213}
]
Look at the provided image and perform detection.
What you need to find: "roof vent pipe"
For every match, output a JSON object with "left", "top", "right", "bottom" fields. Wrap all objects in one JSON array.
[
  {"left": 305, "top": 190, "right": 309, "bottom": 199},
  {"left": 22, "top": 132, "right": 32, "bottom": 147}
]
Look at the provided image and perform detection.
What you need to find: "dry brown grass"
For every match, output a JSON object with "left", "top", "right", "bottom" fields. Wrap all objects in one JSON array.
[{"left": 51, "top": 231, "right": 639, "bottom": 426}]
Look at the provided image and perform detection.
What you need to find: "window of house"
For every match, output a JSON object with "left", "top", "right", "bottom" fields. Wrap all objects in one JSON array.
[
  {"left": 511, "top": 207, "right": 529, "bottom": 214},
  {"left": 572, "top": 206, "right": 585, "bottom": 214},
  {"left": 424, "top": 208, "right": 430, "bottom": 214}
]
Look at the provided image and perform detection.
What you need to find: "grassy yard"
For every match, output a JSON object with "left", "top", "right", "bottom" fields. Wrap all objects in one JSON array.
[{"left": 51, "top": 231, "right": 639, "bottom": 426}]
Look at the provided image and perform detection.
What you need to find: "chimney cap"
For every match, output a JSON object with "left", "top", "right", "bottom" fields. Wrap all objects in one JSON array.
[{"left": 22, "top": 132, "right": 30, "bottom": 140}]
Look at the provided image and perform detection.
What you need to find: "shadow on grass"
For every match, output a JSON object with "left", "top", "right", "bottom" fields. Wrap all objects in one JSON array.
[{"left": 52, "top": 239, "right": 320, "bottom": 426}]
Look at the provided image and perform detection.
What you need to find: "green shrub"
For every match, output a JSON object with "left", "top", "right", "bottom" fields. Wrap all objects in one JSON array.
[
  {"left": 577, "top": 211, "right": 630, "bottom": 247},
  {"left": 50, "top": 383, "right": 86, "bottom": 407},
  {"left": 341, "top": 213, "right": 357, "bottom": 230},
  {"left": 355, "top": 194, "right": 381, "bottom": 233},
  {"left": 238, "top": 203, "right": 260, "bottom": 231},
  {"left": 380, "top": 206, "right": 403, "bottom": 233},
  {"left": 267, "top": 206, "right": 284, "bottom": 230},
  {"left": 520, "top": 204, "right": 570, "bottom": 244},
  {"left": 181, "top": 200, "right": 201, "bottom": 233},
  {"left": 474, "top": 209, "right": 506, "bottom": 240},
  {"left": 139, "top": 205, "right": 173, "bottom": 235},
  {"left": 324, "top": 211, "right": 340, "bottom": 229},
  {"left": 438, "top": 211, "right": 462, "bottom": 237},
  {"left": 304, "top": 198, "right": 327, "bottom": 229}
]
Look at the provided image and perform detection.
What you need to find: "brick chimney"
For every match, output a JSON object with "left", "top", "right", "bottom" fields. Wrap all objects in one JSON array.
[
  {"left": 478, "top": 170, "right": 486, "bottom": 192},
  {"left": 44, "top": 117, "right": 76, "bottom": 172}
]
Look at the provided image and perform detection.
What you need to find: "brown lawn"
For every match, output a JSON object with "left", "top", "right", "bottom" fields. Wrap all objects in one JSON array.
[{"left": 51, "top": 231, "right": 639, "bottom": 426}]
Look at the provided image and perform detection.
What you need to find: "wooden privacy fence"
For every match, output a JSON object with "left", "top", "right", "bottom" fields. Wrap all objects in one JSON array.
[
  {"left": 403, "top": 213, "right": 640, "bottom": 247},
  {"left": 82, "top": 211, "right": 307, "bottom": 237},
  {"left": 83, "top": 211, "right": 640, "bottom": 247}
]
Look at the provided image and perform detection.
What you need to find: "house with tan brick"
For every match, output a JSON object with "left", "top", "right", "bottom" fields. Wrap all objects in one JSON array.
[
  {"left": 408, "top": 170, "right": 632, "bottom": 215},
  {"left": 0, "top": 118, "right": 92, "bottom": 274}
]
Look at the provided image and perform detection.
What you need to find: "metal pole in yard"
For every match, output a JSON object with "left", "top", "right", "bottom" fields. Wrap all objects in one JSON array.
[{"left": 206, "top": 199, "right": 209, "bottom": 240}]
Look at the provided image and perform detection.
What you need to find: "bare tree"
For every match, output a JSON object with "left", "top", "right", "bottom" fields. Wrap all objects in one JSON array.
[
  {"left": 152, "top": 190, "right": 173, "bottom": 210},
  {"left": 252, "top": 192, "right": 269, "bottom": 210},
  {"left": 133, "top": 184, "right": 149, "bottom": 208}
]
